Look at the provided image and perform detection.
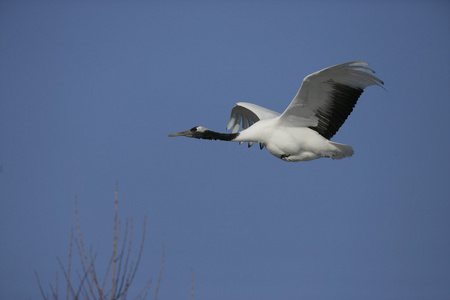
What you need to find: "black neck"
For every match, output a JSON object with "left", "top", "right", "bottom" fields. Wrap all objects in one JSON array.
[{"left": 194, "top": 130, "right": 239, "bottom": 141}]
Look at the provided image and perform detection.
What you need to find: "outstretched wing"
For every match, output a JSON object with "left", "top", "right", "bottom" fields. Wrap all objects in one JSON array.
[
  {"left": 226, "top": 102, "right": 280, "bottom": 148},
  {"left": 227, "top": 102, "right": 280, "bottom": 133},
  {"left": 280, "top": 61, "right": 384, "bottom": 139}
]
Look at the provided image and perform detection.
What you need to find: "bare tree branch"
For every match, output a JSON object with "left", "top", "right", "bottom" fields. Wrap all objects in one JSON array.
[{"left": 36, "top": 184, "right": 170, "bottom": 300}]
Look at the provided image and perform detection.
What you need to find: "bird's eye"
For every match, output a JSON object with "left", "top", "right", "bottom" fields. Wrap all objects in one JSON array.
[{"left": 190, "top": 127, "right": 198, "bottom": 132}]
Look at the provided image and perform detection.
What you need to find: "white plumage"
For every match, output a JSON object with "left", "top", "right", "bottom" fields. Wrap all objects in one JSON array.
[{"left": 169, "top": 61, "right": 383, "bottom": 162}]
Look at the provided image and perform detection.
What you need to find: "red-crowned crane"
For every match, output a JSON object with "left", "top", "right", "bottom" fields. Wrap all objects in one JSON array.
[{"left": 169, "top": 61, "right": 383, "bottom": 162}]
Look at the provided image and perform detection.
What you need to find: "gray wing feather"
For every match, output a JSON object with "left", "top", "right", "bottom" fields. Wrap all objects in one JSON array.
[{"left": 226, "top": 102, "right": 280, "bottom": 148}]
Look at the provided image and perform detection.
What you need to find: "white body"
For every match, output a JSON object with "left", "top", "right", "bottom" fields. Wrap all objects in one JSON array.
[{"left": 235, "top": 118, "right": 353, "bottom": 161}]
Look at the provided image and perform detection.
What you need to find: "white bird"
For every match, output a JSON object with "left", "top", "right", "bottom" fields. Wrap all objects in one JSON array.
[{"left": 169, "top": 61, "right": 383, "bottom": 162}]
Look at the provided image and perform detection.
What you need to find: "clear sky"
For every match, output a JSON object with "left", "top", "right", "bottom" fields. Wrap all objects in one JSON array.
[{"left": 1, "top": 1, "right": 449, "bottom": 300}]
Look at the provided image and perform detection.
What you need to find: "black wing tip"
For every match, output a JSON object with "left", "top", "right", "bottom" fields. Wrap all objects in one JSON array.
[{"left": 310, "top": 82, "right": 364, "bottom": 139}]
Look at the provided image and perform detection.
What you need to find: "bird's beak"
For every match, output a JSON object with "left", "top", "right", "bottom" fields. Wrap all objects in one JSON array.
[{"left": 168, "top": 130, "right": 191, "bottom": 137}]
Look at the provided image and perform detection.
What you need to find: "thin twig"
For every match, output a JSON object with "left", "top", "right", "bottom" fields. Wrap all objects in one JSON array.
[
  {"left": 118, "top": 216, "right": 146, "bottom": 298},
  {"left": 74, "top": 239, "right": 95, "bottom": 299},
  {"left": 67, "top": 228, "right": 73, "bottom": 300},
  {"left": 89, "top": 247, "right": 107, "bottom": 299},
  {"left": 75, "top": 196, "right": 106, "bottom": 299},
  {"left": 35, "top": 270, "right": 49, "bottom": 300},
  {"left": 75, "top": 269, "right": 90, "bottom": 300},
  {"left": 49, "top": 271, "right": 58, "bottom": 300},
  {"left": 133, "top": 278, "right": 152, "bottom": 300},
  {"left": 114, "top": 219, "right": 129, "bottom": 298},
  {"left": 154, "top": 244, "right": 165, "bottom": 300},
  {"left": 72, "top": 263, "right": 91, "bottom": 300},
  {"left": 113, "top": 220, "right": 124, "bottom": 296},
  {"left": 111, "top": 182, "right": 119, "bottom": 299},
  {"left": 56, "top": 257, "right": 76, "bottom": 298},
  {"left": 115, "top": 218, "right": 131, "bottom": 297},
  {"left": 101, "top": 248, "right": 114, "bottom": 292}
]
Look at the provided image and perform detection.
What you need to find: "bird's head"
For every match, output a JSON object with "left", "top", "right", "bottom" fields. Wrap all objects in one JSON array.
[{"left": 168, "top": 126, "right": 209, "bottom": 138}]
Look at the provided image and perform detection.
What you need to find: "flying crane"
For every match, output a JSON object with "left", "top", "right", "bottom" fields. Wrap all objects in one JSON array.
[{"left": 169, "top": 61, "right": 383, "bottom": 162}]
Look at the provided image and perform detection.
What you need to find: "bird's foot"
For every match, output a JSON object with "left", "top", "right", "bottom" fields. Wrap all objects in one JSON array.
[{"left": 280, "top": 154, "right": 291, "bottom": 160}]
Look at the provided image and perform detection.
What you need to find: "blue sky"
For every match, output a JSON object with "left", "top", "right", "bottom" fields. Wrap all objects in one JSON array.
[{"left": 1, "top": 1, "right": 449, "bottom": 299}]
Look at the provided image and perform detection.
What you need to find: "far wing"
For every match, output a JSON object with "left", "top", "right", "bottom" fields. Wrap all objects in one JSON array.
[
  {"left": 280, "top": 61, "right": 384, "bottom": 139},
  {"left": 226, "top": 102, "right": 280, "bottom": 133},
  {"left": 226, "top": 102, "right": 280, "bottom": 148}
]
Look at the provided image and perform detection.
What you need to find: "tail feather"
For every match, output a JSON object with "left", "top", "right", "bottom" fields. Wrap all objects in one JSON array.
[{"left": 329, "top": 142, "right": 354, "bottom": 159}]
